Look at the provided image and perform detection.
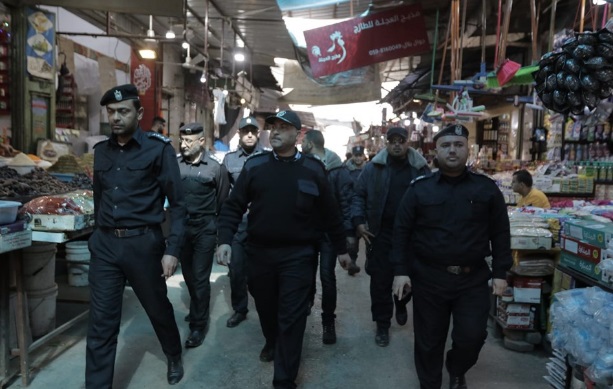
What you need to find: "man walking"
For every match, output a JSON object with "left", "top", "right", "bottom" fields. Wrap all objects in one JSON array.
[
  {"left": 215, "top": 110, "right": 351, "bottom": 389},
  {"left": 392, "top": 124, "right": 512, "bottom": 389},
  {"left": 178, "top": 122, "right": 230, "bottom": 348},
  {"left": 344, "top": 145, "right": 368, "bottom": 275},
  {"left": 222, "top": 116, "right": 267, "bottom": 328},
  {"left": 351, "top": 127, "right": 430, "bottom": 347},
  {"left": 301, "top": 129, "right": 354, "bottom": 345},
  {"left": 87, "top": 84, "right": 186, "bottom": 387}
]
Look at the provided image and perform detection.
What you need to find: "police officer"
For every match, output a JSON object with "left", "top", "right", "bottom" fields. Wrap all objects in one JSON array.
[
  {"left": 87, "top": 84, "right": 186, "bottom": 387},
  {"left": 215, "top": 110, "right": 351, "bottom": 389},
  {"left": 391, "top": 124, "right": 512, "bottom": 389},
  {"left": 344, "top": 145, "right": 368, "bottom": 275},
  {"left": 150, "top": 116, "right": 166, "bottom": 135},
  {"left": 178, "top": 123, "right": 230, "bottom": 347},
  {"left": 351, "top": 127, "right": 430, "bottom": 347},
  {"left": 222, "top": 116, "right": 267, "bottom": 328},
  {"left": 301, "top": 129, "right": 354, "bottom": 345}
]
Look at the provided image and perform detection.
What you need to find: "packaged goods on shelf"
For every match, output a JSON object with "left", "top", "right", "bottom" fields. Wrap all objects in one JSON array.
[{"left": 550, "top": 287, "right": 613, "bottom": 386}]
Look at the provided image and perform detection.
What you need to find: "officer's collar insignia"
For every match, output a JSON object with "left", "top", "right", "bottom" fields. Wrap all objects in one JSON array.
[
  {"left": 455, "top": 125, "right": 462, "bottom": 135},
  {"left": 114, "top": 90, "right": 122, "bottom": 101}
]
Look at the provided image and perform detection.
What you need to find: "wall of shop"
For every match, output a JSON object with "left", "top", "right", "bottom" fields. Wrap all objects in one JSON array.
[{"left": 161, "top": 42, "right": 185, "bottom": 149}]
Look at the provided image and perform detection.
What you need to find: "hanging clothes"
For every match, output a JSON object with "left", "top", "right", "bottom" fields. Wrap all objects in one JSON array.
[{"left": 213, "top": 88, "right": 227, "bottom": 125}]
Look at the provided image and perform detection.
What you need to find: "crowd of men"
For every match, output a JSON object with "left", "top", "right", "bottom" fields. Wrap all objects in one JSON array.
[{"left": 86, "top": 84, "right": 512, "bottom": 389}]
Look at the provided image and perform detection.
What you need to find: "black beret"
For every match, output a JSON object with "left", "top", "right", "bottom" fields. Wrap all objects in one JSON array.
[
  {"left": 100, "top": 84, "right": 140, "bottom": 106},
  {"left": 265, "top": 110, "right": 301, "bottom": 130},
  {"left": 433, "top": 124, "right": 469, "bottom": 143},
  {"left": 386, "top": 127, "right": 408, "bottom": 140},
  {"left": 239, "top": 116, "right": 259, "bottom": 130},
  {"left": 352, "top": 145, "right": 365, "bottom": 155},
  {"left": 179, "top": 122, "right": 204, "bottom": 135}
]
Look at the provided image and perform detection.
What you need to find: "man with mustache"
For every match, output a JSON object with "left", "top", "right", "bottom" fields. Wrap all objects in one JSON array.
[
  {"left": 216, "top": 110, "right": 351, "bottom": 389},
  {"left": 87, "top": 84, "right": 186, "bottom": 387},
  {"left": 351, "top": 127, "right": 430, "bottom": 347},
  {"left": 177, "top": 122, "right": 230, "bottom": 348},
  {"left": 391, "top": 124, "right": 512, "bottom": 389}
]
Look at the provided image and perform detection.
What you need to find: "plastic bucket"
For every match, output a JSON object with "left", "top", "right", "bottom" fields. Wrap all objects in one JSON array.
[
  {"left": 22, "top": 243, "right": 57, "bottom": 291},
  {"left": 65, "top": 241, "right": 90, "bottom": 287},
  {"left": 27, "top": 283, "right": 58, "bottom": 338}
]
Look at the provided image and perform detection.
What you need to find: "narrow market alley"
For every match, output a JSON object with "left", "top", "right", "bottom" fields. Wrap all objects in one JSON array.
[{"left": 6, "top": 244, "right": 549, "bottom": 389}]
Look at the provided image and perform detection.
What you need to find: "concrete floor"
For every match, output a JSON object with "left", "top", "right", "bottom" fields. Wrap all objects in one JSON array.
[{"left": 6, "top": 246, "right": 550, "bottom": 389}]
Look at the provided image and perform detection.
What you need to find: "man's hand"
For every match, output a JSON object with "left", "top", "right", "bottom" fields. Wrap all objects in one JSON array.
[
  {"left": 356, "top": 224, "right": 375, "bottom": 245},
  {"left": 346, "top": 236, "right": 357, "bottom": 252},
  {"left": 337, "top": 253, "right": 352, "bottom": 270},
  {"left": 393, "top": 276, "right": 412, "bottom": 300},
  {"left": 161, "top": 255, "right": 179, "bottom": 279},
  {"left": 215, "top": 244, "right": 232, "bottom": 266},
  {"left": 492, "top": 278, "right": 507, "bottom": 296}
]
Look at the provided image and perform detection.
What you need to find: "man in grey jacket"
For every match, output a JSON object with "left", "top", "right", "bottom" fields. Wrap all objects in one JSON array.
[{"left": 351, "top": 127, "right": 430, "bottom": 347}]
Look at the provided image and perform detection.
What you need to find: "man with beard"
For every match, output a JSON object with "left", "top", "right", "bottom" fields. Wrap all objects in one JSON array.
[
  {"left": 87, "top": 84, "right": 186, "bottom": 386},
  {"left": 301, "top": 129, "right": 354, "bottom": 345},
  {"left": 222, "top": 116, "right": 268, "bottom": 328},
  {"left": 351, "top": 127, "right": 430, "bottom": 347},
  {"left": 391, "top": 124, "right": 512, "bottom": 389},
  {"left": 178, "top": 122, "right": 230, "bottom": 348},
  {"left": 344, "top": 145, "right": 368, "bottom": 275},
  {"left": 216, "top": 110, "right": 351, "bottom": 389}
]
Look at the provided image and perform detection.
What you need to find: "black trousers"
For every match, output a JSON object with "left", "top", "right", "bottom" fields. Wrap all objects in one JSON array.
[
  {"left": 229, "top": 230, "right": 249, "bottom": 315},
  {"left": 246, "top": 244, "right": 316, "bottom": 389},
  {"left": 309, "top": 236, "right": 337, "bottom": 323},
  {"left": 180, "top": 220, "right": 217, "bottom": 331},
  {"left": 366, "top": 233, "right": 411, "bottom": 329},
  {"left": 86, "top": 227, "right": 181, "bottom": 389},
  {"left": 412, "top": 260, "right": 491, "bottom": 389}
]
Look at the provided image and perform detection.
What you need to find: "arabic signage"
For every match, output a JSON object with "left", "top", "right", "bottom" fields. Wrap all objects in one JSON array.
[
  {"left": 130, "top": 52, "right": 161, "bottom": 130},
  {"left": 26, "top": 8, "right": 55, "bottom": 80},
  {"left": 303, "top": 4, "right": 429, "bottom": 78}
]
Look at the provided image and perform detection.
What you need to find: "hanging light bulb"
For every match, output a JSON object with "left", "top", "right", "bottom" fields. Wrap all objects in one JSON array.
[
  {"left": 165, "top": 29, "right": 175, "bottom": 39},
  {"left": 200, "top": 72, "right": 207, "bottom": 83},
  {"left": 240, "top": 98, "right": 246, "bottom": 104},
  {"left": 223, "top": 89, "right": 228, "bottom": 96},
  {"left": 182, "top": 42, "right": 189, "bottom": 49}
]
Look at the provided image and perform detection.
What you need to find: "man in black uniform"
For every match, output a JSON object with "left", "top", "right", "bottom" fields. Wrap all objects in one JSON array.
[
  {"left": 351, "top": 127, "right": 430, "bottom": 347},
  {"left": 222, "top": 116, "right": 267, "bottom": 328},
  {"left": 150, "top": 116, "right": 166, "bottom": 135},
  {"left": 87, "top": 84, "right": 186, "bottom": 387},
  {"left": 301, "top": 129, "right": 354, "bottom": 345},
  {"left": 215, "top": 110, "right": 351, "bottom": 389},
  {"left": 178, "top": 122, "right": 230, "bottom": 347},
  {"left": 344, "top": 145, "right": 368, "bottom": 275},
  {"left": 391, "top": 124, "right": 512, "bottom": 389}
]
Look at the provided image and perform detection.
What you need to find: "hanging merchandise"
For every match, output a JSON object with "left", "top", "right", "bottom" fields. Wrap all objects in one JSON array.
[{"left": 533, "top": 28, "right": 613, "bottom": 115}]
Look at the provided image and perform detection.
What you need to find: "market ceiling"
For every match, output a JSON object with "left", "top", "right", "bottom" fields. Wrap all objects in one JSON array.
[{"left": 19, "top": 0, "right": 588, "bottom": 105}]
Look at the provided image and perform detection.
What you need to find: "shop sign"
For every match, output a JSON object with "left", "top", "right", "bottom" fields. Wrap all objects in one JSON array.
[
  {"left": 304, "top": 4, "right": 429, "bottom": 78},
  {"left": 25, "top": 8, "right": 55, "bottom": 80},
  {"left": 130, "top": 53, "right": 160, "bottom": 131}
]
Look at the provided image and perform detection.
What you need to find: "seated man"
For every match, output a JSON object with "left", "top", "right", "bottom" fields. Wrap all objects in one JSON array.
[{"left": 511, "top": 169, "right": 551, "bottom": 208}]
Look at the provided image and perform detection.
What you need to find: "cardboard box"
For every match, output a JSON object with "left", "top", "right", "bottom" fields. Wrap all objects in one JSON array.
[
  {"left": 512, "top": 276, "right": 542, "bottom": 303},
  {"left": 29, "top": 214, "right": 93, "bottom": 231},
  {"left": 562, "top": 219, "right": 613, "bottom": 248},
  {"left": 497, "top": 299, "right": 532, "bottom": 315},
  {"left": 561, "top": 235, "right": 609, "bottom": 264},
  {"left": 510, "top": 236, "right": 553, "bottom": 250},
  {"left": 0, "top": 229, "right": 32, "bottom": 254},
  {"left": 496, "top": 300, "right": 535, "bottom": 330},
  {"left": 559, "top": 251, "right": 601, "bottom": 281}
]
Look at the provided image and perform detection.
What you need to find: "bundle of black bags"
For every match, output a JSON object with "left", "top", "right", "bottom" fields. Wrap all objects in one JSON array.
[{"left": 534, "top": 28, "right": 613, "bottom": 115}]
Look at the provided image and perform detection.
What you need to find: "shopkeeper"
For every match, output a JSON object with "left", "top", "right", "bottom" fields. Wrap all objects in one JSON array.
[
  {"left": 87, "top": 84, "right": 186, "bottom": 387},
  {"left": 511, "top": 169, "right": 551, "bottom": 209}
]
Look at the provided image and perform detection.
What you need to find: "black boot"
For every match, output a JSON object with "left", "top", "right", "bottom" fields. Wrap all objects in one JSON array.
[
  {"left": 322, "top": 321, "right": 336, "bottom": 345},
  {"left": 166, "top": 355, "right": 184, "bottom": 385},
  {"left": 449, "top": 374, "right": 467, "bottom": 389},
  {"left": 375, "top": 326, "right": 389, "bottom": 347}
]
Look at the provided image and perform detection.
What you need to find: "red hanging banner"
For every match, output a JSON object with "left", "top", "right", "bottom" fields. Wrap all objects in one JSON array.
[
  {"left": 130, "top": 52, "right": 160, "bottom": 131},
  {"left": 304, "top": 4, "right": 430, "bottom": 78}
]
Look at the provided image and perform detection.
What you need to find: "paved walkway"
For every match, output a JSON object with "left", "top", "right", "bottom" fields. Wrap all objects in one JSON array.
[{"left": 6, "top": 245, "right": 549, "bottom": 389}]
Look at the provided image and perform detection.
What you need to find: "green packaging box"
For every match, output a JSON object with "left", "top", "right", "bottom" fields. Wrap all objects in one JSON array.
[
  {"left": 562, "top": 219, "right": 613, "bottom": 249},
  {"left": 559, "top": 251, "right": 601, "bottom": 281}
]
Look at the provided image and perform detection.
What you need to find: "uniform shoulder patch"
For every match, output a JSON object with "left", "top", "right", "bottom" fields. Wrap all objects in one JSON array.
[
  {"left": 246, "top": 150, "right": 270, "bottom": 161},
  {"left": 146, "top": 132, "right": 171, "bottom": 143},
  {"left": 410, "top": 174, "right": 432, "bottom": 185},
  {"left": 208, "top": 153, "right": 223, "bottom": 164},
  {"left": 92, "top": 138, "right": 109, "bottom": 149},
  {"left": 469, "top": 170, "right": 496, "bottom": 181}
]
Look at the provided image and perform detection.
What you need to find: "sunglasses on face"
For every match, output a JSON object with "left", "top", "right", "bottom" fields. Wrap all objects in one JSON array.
[{"left": 388, "top": 137, "right": 406, "bottom": 145}]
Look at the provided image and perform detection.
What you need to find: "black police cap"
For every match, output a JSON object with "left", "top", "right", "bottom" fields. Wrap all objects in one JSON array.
[
  {"left": 179, "top": 122, "right": 204, "bottom": 135},
  {"left": 265, "top": 110, "right": 301, "bottom": 130},
  {"left": 386, "top": 127, "right": 408, "bottom": 140},
  {"left": 433, "top": 124, "right": 469, "bottom": 143},
  {"left": 100, "top": 84, "right": 140, "bottom": 106},
  {"left": 239, "top": 116, "right": 259, "bottom": 130},
  {"left": 352, "top": 145, "right": 365, "bottom": 155}
]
